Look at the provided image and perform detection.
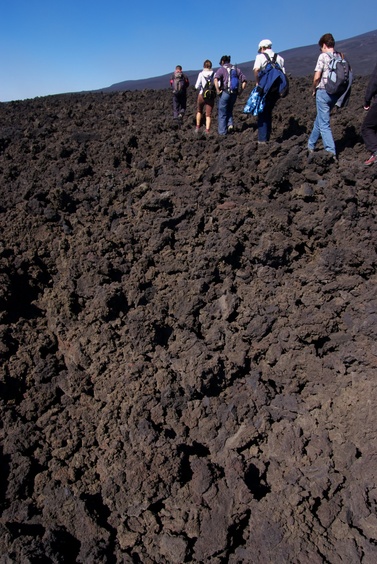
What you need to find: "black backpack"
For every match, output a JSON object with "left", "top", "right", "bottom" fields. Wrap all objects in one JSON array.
[{"left": 202, "top": 72, "right": 216, "bottom": 101}]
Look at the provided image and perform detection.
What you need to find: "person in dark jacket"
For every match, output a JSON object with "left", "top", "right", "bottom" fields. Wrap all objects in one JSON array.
[
  {"left": 170, "top": 65, "right": 190, "bottom": 121},
  {"left": 361, "top": 60, "right": 377, "bottom": 165}
]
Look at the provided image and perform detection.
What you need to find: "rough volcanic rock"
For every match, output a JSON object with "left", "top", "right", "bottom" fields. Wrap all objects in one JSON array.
[{"left": 0, "top": 77, "right": 377, "bottom": 562}]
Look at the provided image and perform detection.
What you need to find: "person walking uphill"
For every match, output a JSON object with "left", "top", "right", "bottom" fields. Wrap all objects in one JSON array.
[
  {"left": 214, "top": 56, "right": 247, "bottom": 136},
  {"left": 308, "top": 33, "right": 342, "bottom": 158},
  {"left": 361, "top": 58, "right": 377, "bottom": 165},
  {"left": 253, "top": 39, "right": 286, "bottom": 144},
  {"left": 195, "top": 59, "right": 216, "bottom": 135},
  {"left": 170, "top": 65, "right": 190, "bottom": 122}
]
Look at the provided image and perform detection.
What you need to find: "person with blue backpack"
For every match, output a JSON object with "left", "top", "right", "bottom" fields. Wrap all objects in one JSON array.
[
  {"left": 214, "top": 55, "right": 247, "bottom": 136},
  {"left": 253, "top": 39, "right": 286, "bottom": 144}
]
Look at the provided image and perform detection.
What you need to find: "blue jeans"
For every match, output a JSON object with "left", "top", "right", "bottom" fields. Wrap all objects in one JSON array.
[
  {"left": 258, "top": 91, "right": 279, "bottom": 142},
  {"left": 217, "top": 91, "right": 237, "bottom": 135},
  {"left": 308, "top": 89, "right": 338, "bottom": 155}
]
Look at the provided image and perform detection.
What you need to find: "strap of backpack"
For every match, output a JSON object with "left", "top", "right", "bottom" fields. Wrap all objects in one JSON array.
[
  {"left": 225, "top": 65, "right": 231, "bottom": 89},
  {"left": 263, "top": 52, "right": 278, "bottom": 66}
]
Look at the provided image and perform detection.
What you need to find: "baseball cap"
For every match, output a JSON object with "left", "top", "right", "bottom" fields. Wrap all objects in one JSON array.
[{"left": 258, "top": 39, "right": 272, "bottom": 49}]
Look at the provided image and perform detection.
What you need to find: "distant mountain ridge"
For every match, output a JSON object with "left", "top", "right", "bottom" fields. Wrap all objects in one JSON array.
[{"left": 102, "top": 30, "right": 377, "bottom": 93}]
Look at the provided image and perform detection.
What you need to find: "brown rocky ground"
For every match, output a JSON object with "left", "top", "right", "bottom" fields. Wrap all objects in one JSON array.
[{"left": 0, "top": 76, "right": 377, "bottom": 563}]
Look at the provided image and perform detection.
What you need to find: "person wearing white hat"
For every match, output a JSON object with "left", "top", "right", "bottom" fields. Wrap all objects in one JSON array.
[{"left": 253, "top": 40, "right": 286, "bottom": 143}]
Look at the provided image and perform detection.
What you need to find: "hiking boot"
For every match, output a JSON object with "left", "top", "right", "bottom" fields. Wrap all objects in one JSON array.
[
  {"left": 227, "top": 125, "right": 234, "bottom": 133},
  {"left": 364, "top": 152, "right": 377, "bottom": 166}
]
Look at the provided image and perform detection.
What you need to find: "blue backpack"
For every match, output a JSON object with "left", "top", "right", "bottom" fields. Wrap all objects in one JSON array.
[
  {"left": 243, "top": 53, "right": 288, "bottom": 115},
  {"left": 227, "top": 66, "right": 240, "bottom": 93},
  {"left": 258, "top": 53, "right": 289, "bottom": 98}
]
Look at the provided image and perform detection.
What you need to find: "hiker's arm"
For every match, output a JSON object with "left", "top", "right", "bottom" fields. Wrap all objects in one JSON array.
[
  {"left": 312, "top": 71, "right": 321, "bottom": 95},
  {"left": 214, "top": 78, "right": 221, "bottom": 95},
  {"left": 254, "top": 68, "right": 260, "bottom": 84}
]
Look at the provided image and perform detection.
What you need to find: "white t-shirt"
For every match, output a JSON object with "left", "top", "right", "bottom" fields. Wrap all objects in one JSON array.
[{"left": 254, "top": 49, "right": 285, "bottom": 73}]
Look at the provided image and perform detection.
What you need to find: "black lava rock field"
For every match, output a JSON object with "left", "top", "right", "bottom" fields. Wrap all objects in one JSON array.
[{"left": 1, "top": 76, "right": 377, "bottom": 562}]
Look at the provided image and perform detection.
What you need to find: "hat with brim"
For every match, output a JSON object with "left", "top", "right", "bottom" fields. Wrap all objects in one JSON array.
[{"left": 258, "top": 39, "right": 272, "bottom": 49}]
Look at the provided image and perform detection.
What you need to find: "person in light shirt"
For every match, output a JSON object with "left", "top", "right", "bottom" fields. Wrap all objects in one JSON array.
[
  {"left": 307, "top": 33, "right": 340, "bottom": 158},
  {"left": 194, "top": 59, "right": 215, "bottom": 135},
  {"left": 253, "top": 39, "right": 285, "bottom": 143}
]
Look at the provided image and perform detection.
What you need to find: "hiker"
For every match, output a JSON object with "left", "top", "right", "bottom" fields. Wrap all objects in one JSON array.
[
  {"left": 307, "top": 33, "right": 343, "bottom": 158},
  {"left": 170, "top": 65, "right": 190, "bottom": 121},
  {"left": 253, "top": 39, "right": 286, "bottom": 144},
  {"left": 214, "top": 55, "right": 247, "bottom": 136},
  {"left": 194, "top": 59, "right": 215, "bottom": 135},
  {"left": 361, "top": 59, "right": 377, "bottom": 165}
]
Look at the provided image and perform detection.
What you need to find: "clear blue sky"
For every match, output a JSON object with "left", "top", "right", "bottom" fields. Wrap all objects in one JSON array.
[{"left": 0, "top": 0, "right": 374, "bottom": 102}]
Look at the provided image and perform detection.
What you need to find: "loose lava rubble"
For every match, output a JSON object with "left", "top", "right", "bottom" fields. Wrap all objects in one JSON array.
[{"left": 0, "top": 76, "right": 377, "bottom": 563}]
